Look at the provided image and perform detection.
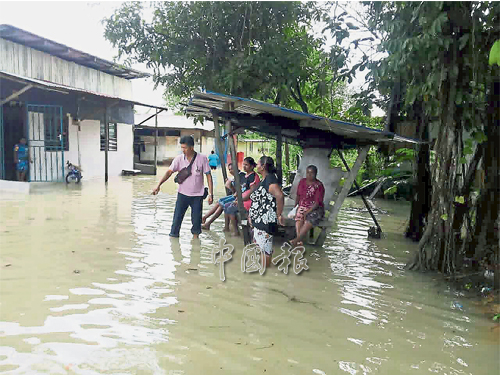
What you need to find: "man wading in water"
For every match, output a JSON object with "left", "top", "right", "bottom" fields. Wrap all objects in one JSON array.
[{"left": 152, "top": 136, "right": 214, "bottom": 239}]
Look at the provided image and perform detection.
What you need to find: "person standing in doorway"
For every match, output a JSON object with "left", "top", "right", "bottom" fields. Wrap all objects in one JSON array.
[
  {"left": 13, "top": 137, "right": 31, "bottom": 182},
  {"left": 152, "top": 136, "right": 214, "bottom": 239},
  {"left": 208, "top": 150, "right": 219, "bottom": 170}
]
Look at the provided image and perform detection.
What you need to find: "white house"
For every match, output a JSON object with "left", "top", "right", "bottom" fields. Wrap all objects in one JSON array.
[
  {"left": 0, "top": 24, "right": 167, "bottom": 184},
  {"left": 134, "top": 112, "right": 215, "bottom": 165}
]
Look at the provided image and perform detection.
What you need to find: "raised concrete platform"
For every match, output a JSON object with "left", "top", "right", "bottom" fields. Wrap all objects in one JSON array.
[
  {"left": 122, "top": 169, "right": 142, "bottom": 176},
  {"left": 0, "top": 180, "right": 30, "bottom": 194},
  {"left": 133, "top": 163, "right": 156, "bottom": 175}
]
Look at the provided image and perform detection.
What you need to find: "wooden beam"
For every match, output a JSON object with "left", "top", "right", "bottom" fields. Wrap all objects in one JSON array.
[
  {"left": 285, "top": 141, "right": 290, "bottom": 172},
  {"left": 227, "top": 103, "right": 251, "bottom": 245},
  {"left": 0, "top": 84, "right": 33, "bottom": 106},
  {"left": 315, "top": 145, "right": 370, "bottom": 246},
  {"left": 337, "top": 149, "right": 382, "bottom": 234},
  {"left": 276, "top": 129, "right": 283, "bottom": 185},
  {"left": 0, "top": 73, "right": 69, "bottom": 95},
  {"left": 136, "top": 109, "right": 165, "bottom": 126},
  {"left": 213, "top": 112, "right": 229, "bottom": 190},
  {"left": 154, "top": 109, "right": 158, "bottom": 175}
]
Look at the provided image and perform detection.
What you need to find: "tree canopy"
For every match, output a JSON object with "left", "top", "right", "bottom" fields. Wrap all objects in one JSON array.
[{"left": 104, "top": 1, "right": 326, "bottom": 112}]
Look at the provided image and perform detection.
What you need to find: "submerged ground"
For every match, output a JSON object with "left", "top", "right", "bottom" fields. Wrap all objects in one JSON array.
[{"left": 0, "top": 168, "right": 498, "bottom": 374}]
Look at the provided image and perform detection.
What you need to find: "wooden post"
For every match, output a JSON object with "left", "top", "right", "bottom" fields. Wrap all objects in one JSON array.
[
  {"left": 227, "top": 106, "right": 251, "bottom": 245},
  {"left": 285, "top": 141, "right": 290, "bottom": 184},
  {"left": 285, "top": 141, "right": 290, "bottom": 169},
  {"left": 315, "top": 145, "right": 370, "bottom": 246},
  {"left": 213, "top": 113, "right": 229, "bottom": 186},
  {"left": 337, "top": 149, "right": 382, "bottom": 234},
  {"left": 276, "top": 130, "right": 283, "bottom": 185},
  {"left": 154, "top": 109, "right": 158, "bottom": 175},
  {"left": 104, "top": 102, "right": 109, "bottom": 183}
]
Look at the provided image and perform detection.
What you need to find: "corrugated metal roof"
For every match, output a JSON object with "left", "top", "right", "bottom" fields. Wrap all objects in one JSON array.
[
  {"left": 186, "top": 90, "right": 420, "bottom": 146},
  {"left": 0, "top": 70, "right": 168, "bottom": 111},
  {"left": 0, "top": 24, "right": 150, "bottom": 80}
]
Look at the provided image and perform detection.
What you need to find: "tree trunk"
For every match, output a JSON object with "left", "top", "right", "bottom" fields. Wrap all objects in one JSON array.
[
  {"left": 407, "top": 3, "right": 477, "bottom": 273},
  {"left": 469, "top": 76, "right": 500, "bottom": 287},
  {"left": 407, "top": 47, "right": 460, "bottom": 273},
  {"left": 406, "top": 102, "right": 431, "bottom": 242},
  {"left": 290, "top": 81, "right": 309, "bottom": 113}
]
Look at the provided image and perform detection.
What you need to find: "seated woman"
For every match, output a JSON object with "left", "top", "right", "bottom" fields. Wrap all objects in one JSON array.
[
  {"left": 289, "top": 165, "right": 325, "bottom": 247},
  {"left": 202, "top": 162, "right": 242, "bottom": 231},
  {"left": 224, "top": 157, "right": 260, "bottom": 235}
]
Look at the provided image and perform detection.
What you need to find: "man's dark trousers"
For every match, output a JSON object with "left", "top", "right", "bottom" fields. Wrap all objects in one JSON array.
[{"left": 170, "top": 193, "right": 203, "bottom": 237}]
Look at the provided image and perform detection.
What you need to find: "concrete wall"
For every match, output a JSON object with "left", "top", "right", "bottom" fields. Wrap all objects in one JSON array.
[
  {"left": 139, "top": 131, "right": 215, "bottom": 163},
  {"left": 29, "top": 116, "right": 133, "bottom": 181},
  {"left": 65, "top": 119, "right": 133, "bottom": 179},
  {"left": 238, "top": 140, "right": 272, "bottom": 161},
  {"left": 0, "top": 38, "right": 133, "bottom": 100}
]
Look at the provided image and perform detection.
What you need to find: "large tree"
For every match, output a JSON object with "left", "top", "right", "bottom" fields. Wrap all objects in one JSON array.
[
  {"left": 362, "top": 2, "right": 500, "bottom": 274},
  {"left": 104, "top": 1, "right": 326, "bottom": 111}
]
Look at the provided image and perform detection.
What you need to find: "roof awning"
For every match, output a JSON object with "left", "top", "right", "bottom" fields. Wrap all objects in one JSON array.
[
  {"left": 0, "top": 24, "right": 149, "bottom": 79},
  {"left": 0, "top": 70, "right": 168, "bottom": 111},
  {"left": 185, "top": 90, "right": 420, "bottom": 148}
]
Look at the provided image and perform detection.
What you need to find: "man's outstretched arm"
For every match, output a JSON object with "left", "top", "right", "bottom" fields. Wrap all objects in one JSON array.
[{"left": 152, "top": 169, "right": 174, "bottom": 195}]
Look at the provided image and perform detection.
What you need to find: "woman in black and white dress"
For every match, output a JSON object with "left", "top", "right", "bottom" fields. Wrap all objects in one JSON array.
[{"left": 249, "top": 156, "right": 285, "bottom": 267}]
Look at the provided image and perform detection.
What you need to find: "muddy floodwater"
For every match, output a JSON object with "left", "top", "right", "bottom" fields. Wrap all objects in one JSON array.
[{"left": 0, "top": 167, "right": 498, "bottom": 374}]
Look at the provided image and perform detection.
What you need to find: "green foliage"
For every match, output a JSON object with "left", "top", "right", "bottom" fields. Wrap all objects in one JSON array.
[
  {"left": 164, "top": 92, "right": 184, "bottom": 115},
  {"left": 489, "top": 40, "right": 500, "bottom": 66},
  {"left": 104, "top": 1, "right": 325, "bottom": 111}
]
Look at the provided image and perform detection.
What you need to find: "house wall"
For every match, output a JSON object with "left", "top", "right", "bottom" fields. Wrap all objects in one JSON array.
[
  {"left": 238, "top": 140, "right": 271, "bottom": 160},
  {"left": 140, "top": 132, "right": 215, "bottom": 163},
  {"left": 0, "top": 38, "right": 133, "bottom": 100},
  {"left": 65, "top": 119, "right": 133, "bottom": 180},
  {"left": 202, "top": 135, "right": 215, "bottom": 155}
]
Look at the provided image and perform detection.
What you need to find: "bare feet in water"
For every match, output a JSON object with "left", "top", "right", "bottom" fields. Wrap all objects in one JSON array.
[{"left": 289, "top": 239, "right": 303, "bottom": 247}]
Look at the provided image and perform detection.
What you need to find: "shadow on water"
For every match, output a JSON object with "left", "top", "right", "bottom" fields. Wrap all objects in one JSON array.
[{"left": 0, "top": 170, "right": 498, "bottom": 374}]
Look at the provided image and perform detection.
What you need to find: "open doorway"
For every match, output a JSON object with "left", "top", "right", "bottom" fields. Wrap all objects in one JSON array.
[{"left": 2, "top": 102, "right": 26, "bottom": 181}]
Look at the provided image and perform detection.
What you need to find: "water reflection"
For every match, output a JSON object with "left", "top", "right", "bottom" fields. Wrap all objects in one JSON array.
[{"left": 0, "top": 174, "right": 498, "bottom": 374}]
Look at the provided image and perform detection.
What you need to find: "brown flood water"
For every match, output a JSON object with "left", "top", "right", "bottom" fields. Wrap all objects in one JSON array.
[{"left": 0, "top": 167, "right": 498, "bottom": 374}]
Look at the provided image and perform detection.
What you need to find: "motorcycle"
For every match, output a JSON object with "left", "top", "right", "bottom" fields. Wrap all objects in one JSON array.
[{"left": 66, "top": 161, "right": 82, "bottom": 183}]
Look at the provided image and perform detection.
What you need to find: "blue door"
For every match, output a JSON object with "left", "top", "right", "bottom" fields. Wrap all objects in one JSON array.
[{"left": 26, "top": 104, "right": 65, "bottom": 182}]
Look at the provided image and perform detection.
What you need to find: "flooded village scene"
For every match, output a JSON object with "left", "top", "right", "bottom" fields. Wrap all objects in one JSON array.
[{"left": 0, "top": 2, "right": 499, "bottom": 374}]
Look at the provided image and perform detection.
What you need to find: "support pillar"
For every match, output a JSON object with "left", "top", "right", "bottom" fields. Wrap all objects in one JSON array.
[
  {"left": 154, "top": 109, "right": 158, "bottom": 175},
  {"left": 213, "top": 113, "right": 229, "bottom": 189},
  {"left": 104, "top": 102, "right": 109, "bottom": 183},
  {"left": 276, "top": 130, "right": 283, "bottom": 185},
  {"left": 227, "top": 103, "right": 251, "bottom": 245}
]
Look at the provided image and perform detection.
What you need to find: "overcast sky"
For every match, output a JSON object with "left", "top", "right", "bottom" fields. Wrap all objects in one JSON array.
[
  {"left": 0, "top": 1, "right": 383, "bottom": 117},
  {"left": 0, "top": 1, "right": 164, "bottom": 115}
]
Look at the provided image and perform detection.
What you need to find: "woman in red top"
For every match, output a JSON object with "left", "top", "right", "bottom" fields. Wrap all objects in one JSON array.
[{"left": 290, "top": 165, "right": 325, "bottom": 247}]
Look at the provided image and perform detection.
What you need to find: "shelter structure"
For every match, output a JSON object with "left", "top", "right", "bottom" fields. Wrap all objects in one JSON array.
[
  {"left": 0, "top": 24, "right": 167, "bottom": 187},
  {"left": 186, "top": 90, "right": 419, "bottom": 247}
]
